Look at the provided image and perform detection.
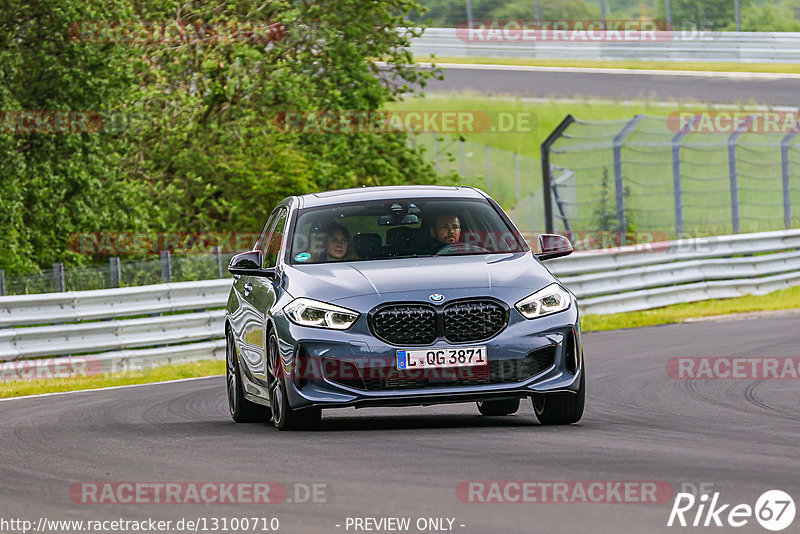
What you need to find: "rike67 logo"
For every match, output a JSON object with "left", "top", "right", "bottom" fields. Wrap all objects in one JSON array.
[{"left": 668, "top": 490, "right": 795, "bottom": 531}]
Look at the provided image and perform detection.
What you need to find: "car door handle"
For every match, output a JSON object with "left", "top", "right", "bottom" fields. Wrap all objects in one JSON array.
[{"left": 243, "top": 282, "right": 253, "bottom": 296}]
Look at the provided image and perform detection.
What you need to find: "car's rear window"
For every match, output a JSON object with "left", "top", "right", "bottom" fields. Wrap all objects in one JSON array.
[{"left": 289, "top": 198, "right": 524, "bottom": 264}]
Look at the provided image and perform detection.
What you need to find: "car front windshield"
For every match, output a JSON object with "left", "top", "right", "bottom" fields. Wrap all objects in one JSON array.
[{"left": 289, "top": 198, "right": 525, "bottom": 264}]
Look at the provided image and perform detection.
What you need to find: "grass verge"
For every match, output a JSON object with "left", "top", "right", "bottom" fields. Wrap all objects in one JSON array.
[
  {"left": 581, "top": 285, "right": 800, "bottom": 332},
  {"left": 0, "top": 359, "right": 224, "bottom": 399},
  {"left": 418, "top": 56, "right": 800, "bottom": 74}
]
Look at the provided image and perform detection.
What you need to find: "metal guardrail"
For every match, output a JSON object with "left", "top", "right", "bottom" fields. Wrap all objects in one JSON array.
[
  {"left": 549, "top": 228, "right": 800, "bottom": 314},
  {"left": 0, "top": 280, "right": 230, "bottom": 379},
  {"left": 0, "top": 310, "right": 225, "bottom": 361},
  {"left": 411, "top": 28, "right": 800, "bottom": 63},
  {"left": 549, "top": 229, "right": 800, "bottom": 275},
  {"left": 0, "top": 279, "right": 231, "bottom": 328},
  {"left": 0, "top": 228, "right": 798, "bottom": 378}
]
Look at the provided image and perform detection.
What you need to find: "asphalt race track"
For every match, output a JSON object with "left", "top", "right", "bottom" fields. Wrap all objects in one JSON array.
[
  {"left": 426, "top": 64, "right": 800, "bottom": 105},
  {"left": 1, "top": 314, "right": 798, "bottom": 533}
]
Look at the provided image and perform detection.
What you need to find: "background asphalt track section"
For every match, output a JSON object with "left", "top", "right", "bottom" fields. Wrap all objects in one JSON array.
[
  {"left": 1, "top": 315, "right": 798, "bottom": 534},
  {"left": 425, "top": 65, "right": 800, "bottom": 105}
]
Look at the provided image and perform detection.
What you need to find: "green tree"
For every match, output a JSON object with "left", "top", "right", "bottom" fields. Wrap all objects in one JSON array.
[
  {"left": 1, "top": 0, "right": 443, "bottom": 272},
  {"left": 733, "top": 2, "right": 800, "bottom": 31},
  {"left": 122, "top": 0, "right": 443, "bottom": 235},
  {"left": 0, "top": 0, "right": 149, "bottom": 272}
]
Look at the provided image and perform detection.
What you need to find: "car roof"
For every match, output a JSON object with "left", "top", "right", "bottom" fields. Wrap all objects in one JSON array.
[{"left": 296, "top": 185, "right": 487, "bottom": 209}]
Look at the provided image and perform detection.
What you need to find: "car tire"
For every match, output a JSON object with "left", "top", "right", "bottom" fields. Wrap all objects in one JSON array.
[
  {"left": 226, "top": 329, "right": 270, "bottom": 423},
  {"left": 476, "top": 398, "right": 520, "bottom": 416},
  {"left": 267, "top": 332, "right": 321, "bottom": 431},
  {"left": 531, "top": 370, "right": 585, "bottom": 425}
]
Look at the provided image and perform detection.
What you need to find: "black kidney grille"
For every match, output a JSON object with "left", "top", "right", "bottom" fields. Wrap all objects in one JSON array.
[
  {"left": 372, "top": 305, "right": 437, "bottom": 345},
  {"left": 443, "top": 301, "right": 507, "bottom": 342},
  {"left": 351, "top": 346, "right": 556, "bottom": 391}
]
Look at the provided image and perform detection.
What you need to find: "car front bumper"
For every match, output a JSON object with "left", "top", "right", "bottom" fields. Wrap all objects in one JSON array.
[{"left": 275, "top": 301, "right": 584, "bottom": 411}]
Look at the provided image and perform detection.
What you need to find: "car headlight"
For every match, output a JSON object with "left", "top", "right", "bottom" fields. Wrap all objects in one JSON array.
[
  {"left": 515, "top": 283, "right": 571, "bottom": 319},
  {"left": 284, "top": 298, "right": 360, "bottom": 330}
]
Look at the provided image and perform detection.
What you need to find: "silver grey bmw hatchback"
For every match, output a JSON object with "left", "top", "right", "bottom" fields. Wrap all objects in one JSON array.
[{"left": 225, "top": 185, "right": 583, "bottom": 430}]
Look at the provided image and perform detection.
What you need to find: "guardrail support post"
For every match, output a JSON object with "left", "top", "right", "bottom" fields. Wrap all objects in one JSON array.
[
  {"left": 541, "top": 114, "right": 575, "bottom": 233},
  {"left": 672, "top": 115, "right": 698, "bottom": 235},
  {"left": 53, "top": 263, "right": 65, "bottom": 292},
  {"left": 612, "top": 114, "right": 645, "bottom": 244},
  {"left": 160, "top": 251, "right": 172, "bottom": 282},
  {"left": 110, "top": 257, "right": 121, "bottom": 288},
  {"left": 728, "top": 116, "right": 753, "bottom": 234},
  {"left": 0, "top": 269, "right": 5, "bottom": 296},
  {"left": 780, "top": 122, "right": 798, "bottom": 230}
]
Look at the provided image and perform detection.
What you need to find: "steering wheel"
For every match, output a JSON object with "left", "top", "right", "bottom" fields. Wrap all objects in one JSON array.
[{"left": 436, "top": 242, "right": 491, "bottom": 255}]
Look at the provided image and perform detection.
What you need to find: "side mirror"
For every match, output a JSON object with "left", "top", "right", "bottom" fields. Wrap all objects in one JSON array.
[
  {"left": 228, "top": 250, "right": 276, "bottom": 278},
  {"left": 535, "top": 234, "right": 573, "bottom": 261}
]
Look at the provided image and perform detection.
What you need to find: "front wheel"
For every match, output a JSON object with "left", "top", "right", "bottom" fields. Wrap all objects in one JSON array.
[
  {"left": 226, "top": 329, "right": 270, "bottom": 423},
  {"left": 267, "top": 332, "right": 321, "bottom": 431},
  {"left": 476, "top": 398, "right": 520, "bottom": 416},
  {"left": 531, "top": 371, "right": 585, "bottom": 425}
]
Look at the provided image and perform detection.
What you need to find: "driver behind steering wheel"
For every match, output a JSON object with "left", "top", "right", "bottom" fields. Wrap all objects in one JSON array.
[{"left": 429, "top": 213, "right": 462, "bottom": 252}]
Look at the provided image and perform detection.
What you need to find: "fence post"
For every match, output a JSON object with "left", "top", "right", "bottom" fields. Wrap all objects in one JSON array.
[
  {"left": 600, "top": 0, "right": 606, "bottom": 29},
  {"left": 728, "top": 115, "right": 753, "bottom": 234},
  {"left": 216, "top": 246, "right": 223, "bottom": 278},
  {"left": 672, "top": 115, "right": 698, "bottom": 235},
  {"left": 459, "top": 139, "right": 465, "bottom": 175},
  {"left": 550, "top": 167, "right": 573, "bottom": 232},
  {"left": 110, "top": 257, "right": 121, "bottom": 288},
  {"left": 434, "top": 136, "right": 440, "bottom": 173},
  {"left": 0, "top": 269, "right": 5, "bottom": 296},
  {"left": 541, "top": 114, "right": 575, "bottom": 233},
  {"left": 484, "top": 145, "right": 491, "bottom": 191},
  {"left": 514, "top": 151, "right": 520, "bottom": 201},
  {"left": 160, "top": 250, "right": 172, "bottom": 282},
  {"left": 53, "top": 263, "right": 65, "bottom": 292},
  {"left": 780, "top": 123, "right": 798, "bottom": 230},
  {"left": 612, "top": 114, "right": 645, "bottom": 243}
]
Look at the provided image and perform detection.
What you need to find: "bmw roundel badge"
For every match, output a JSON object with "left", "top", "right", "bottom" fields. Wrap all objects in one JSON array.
[{"left": 429, "top": 293, "right": 445, "bottom": 302}]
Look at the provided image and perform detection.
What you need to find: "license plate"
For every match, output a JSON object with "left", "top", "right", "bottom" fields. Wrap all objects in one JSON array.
[{"left": 397, "top": 346, "right": 487, "bottom": 370}]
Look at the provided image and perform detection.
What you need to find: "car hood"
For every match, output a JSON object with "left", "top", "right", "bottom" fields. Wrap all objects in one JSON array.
[{"left": 283, "top": 253, "right": 556, "bottom": 302}]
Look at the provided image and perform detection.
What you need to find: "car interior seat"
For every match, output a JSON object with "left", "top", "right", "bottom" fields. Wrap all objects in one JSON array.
[{"left": 352, "top": 232, "right": 382, "bottom": 260}]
